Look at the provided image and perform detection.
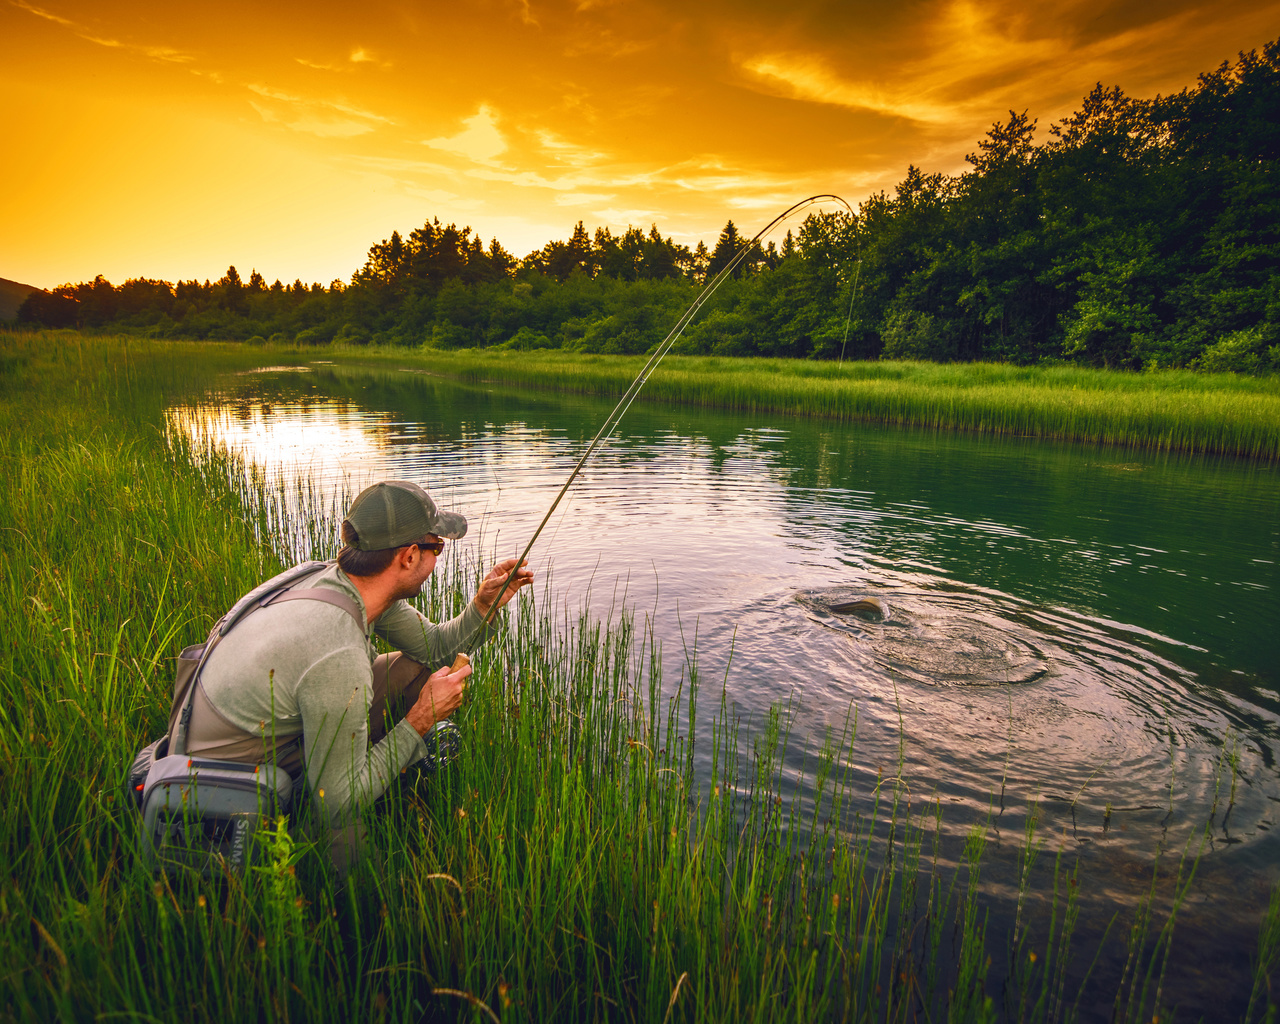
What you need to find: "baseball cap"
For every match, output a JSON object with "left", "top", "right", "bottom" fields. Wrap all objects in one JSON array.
[{"left": 344, "top": 481, "right": 468, "bottom": 550}]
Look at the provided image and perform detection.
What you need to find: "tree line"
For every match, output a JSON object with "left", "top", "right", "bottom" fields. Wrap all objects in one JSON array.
[{"left": 17, "top": 41, "right": 1279, "bottom": 371}]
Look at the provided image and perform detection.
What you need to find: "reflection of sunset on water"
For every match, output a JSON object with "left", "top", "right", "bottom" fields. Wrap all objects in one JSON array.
[{"left": 168, "top": 400, "right": 393, "bottom": 489}]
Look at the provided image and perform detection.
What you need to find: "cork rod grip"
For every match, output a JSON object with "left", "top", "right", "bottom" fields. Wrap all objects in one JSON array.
[{"left": 450, "top": 653, "right": 471, "bottom": 673}]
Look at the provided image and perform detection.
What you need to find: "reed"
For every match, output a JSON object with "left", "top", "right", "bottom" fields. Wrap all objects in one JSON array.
[
  {"left": 0, "top": 330, "right": 1272, "bottom": 1021},
  {"left": 333, "top": 347, "right": 1280, "bottom": 460}
]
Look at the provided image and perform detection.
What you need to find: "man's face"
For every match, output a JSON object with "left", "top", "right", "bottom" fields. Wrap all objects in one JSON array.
[{"left": 395, "top": 536, "right": 441, "bottom": 600}]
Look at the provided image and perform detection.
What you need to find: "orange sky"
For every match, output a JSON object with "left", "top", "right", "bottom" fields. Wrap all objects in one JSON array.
[{"left": 5, "top": 0, "right": 1278, "bottom": 290}]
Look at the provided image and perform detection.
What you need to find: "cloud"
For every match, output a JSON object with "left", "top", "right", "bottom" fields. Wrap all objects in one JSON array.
[
  {"left": 349, "top": 47, "right": 392, "bottom": 67},
  {"left": 12, "top": 0, "right": 195, "bottom": 63},
  {"left": 532, "top": 129, "right": 609, "bottom": 164},
  {"left": 11, "top": 0, "right": 72, "bottom": 27},
  {"left": 294, "top": 48, "right": 390, "bottom": 72},
  {"left": 326, "top": 99, "right": 395, "bottom": 125},
  {"left": 588, "top": 207, "right": 659, "bottom": 225},
  {"left": 424, "top": 105, "right": 508, "bottom": 164},
  {"left": 561, "top": 28, "right": 653, "bottom": 59},
  {"left": 244, "top": 83, "right": 395, "bottom": 139},
  {"left": 466, "top": 163, "right": 656, "bottom": 192},
  {"left": 248, "top": 101, "right": 375, "bottom": 138},
  {"left": 554, "top": 192, "right": 616, "bottom": 206},
  {"left": 736, "top": 0, "right": 1253, "bottom": 135},
  {"left": 741, "top": 55, "right": 958, "bottom": 125},
  {"left": 247, "top": 83, "right": 304, "bottom": 103},
  {"left": 246, "top": 83, "right": 394, "bottom": 136},
  {"left": 344, "top": 155, "right": 460, "bottom": 176}
]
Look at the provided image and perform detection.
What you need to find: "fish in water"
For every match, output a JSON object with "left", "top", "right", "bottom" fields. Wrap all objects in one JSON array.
[{"left": 827, "top": 596, "right": 890, "bottom": 622}]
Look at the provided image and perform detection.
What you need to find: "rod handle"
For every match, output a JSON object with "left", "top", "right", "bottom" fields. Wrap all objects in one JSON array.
[{"left": 450, "top": 653, "right": 471, "bottom": 673}]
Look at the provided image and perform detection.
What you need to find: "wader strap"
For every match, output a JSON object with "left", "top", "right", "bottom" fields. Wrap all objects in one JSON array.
[
  {"left": 170, "top": 567, "right": 363, "bottom": 757},
  {"left": 265, "top": 588, "right": 365, "bottom": 632}
]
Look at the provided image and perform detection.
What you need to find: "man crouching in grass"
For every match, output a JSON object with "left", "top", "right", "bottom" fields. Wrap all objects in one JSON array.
[{"left": 186, "top": 480, "right": 533, "bottom": 869}]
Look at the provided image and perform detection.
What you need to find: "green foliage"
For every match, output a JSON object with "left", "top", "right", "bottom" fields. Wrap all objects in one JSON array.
[
  {"left": 495, "top": 325, "right": 554, "bottom": 351},
  {"left": 1194, "top": 325, "right": 1280, "bottom": 374}
]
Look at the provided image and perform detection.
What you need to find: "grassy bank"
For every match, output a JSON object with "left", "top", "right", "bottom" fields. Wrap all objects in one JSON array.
[
  {"left": 2, "top": 331, "right": 1278, "bottom": 1022},
  {"left": 323, "top": 347, "right": 1280, "bottom": 461}
]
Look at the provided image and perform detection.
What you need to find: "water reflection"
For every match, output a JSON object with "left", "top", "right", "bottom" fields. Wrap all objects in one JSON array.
[{"left": 170, "top": 362, "right": 1280, "bottom": 1010}]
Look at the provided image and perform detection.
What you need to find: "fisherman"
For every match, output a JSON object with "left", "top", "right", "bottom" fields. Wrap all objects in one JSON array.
[{"left": 184, "top": 480, "right": 533, "bottom": 868}]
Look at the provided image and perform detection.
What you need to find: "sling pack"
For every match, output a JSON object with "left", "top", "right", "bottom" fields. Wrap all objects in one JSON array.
[{"left": 128, "top": 561, "right": 364, "bottom": 874}]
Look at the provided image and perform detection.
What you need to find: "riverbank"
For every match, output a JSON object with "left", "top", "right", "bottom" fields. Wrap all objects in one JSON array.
[
  {"left": 330, "top": 347, "right": 1280, "bottom": 460},
  {"left": 2, "top": 331, "right": 1276, "bottom": 1021},
  {"left": 10, "top": 330, "right": 1279, "bottom": 459}
]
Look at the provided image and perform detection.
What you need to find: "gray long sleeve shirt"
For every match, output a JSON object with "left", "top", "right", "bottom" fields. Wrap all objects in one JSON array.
[{"left": 199, "top": 563, "right": 487, "bottom": 824}]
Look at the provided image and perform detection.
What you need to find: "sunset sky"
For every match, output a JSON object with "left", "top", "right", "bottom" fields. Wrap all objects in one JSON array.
[{"left": 5, "top": 0, "right": 1278, "bottom": 291}]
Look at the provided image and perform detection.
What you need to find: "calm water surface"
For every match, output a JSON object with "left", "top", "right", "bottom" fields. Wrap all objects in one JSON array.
[{"left": 172, "top": 361, "right": 1280, "bottom": 1014}]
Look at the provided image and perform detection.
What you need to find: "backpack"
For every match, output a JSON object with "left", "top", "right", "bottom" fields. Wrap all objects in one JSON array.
[{"left": 128, "top": 561, "right": 364, "bottom": 874}]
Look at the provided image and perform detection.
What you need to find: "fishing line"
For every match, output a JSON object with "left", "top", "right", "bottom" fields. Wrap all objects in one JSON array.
[
  {"left": 838, "top": 227, "right": 862, "bottom": 367},
  {"left": 455, "top": 193, "right": 856, "bottom": 659}
]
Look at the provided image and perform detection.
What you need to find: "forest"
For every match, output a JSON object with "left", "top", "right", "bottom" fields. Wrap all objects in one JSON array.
[{"left": 16, "top": 42, "right": 1279, "bottom": 372}]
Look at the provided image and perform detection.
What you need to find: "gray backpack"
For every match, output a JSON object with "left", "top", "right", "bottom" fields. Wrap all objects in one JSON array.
[{"left": 128, "top": 561, "right": 363, "bottom": 874}]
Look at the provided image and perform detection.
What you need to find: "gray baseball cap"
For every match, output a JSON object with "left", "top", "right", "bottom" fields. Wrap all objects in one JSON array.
[{"left": 344, "top": 481, "right": 468, "bottom": 550}]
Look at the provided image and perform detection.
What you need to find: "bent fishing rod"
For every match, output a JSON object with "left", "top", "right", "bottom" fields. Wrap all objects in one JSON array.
[{"left": 449, "top": 193, "right": 855, "bottom": 671}]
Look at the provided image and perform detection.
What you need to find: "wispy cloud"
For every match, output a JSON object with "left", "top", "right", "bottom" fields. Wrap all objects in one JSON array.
[
  {"left": 465, "top": 163, "right": 655, "bottom": 192},
  {"left": 248, "top": 101, "right": 375, "bottom": 138},
  {"left": 531, "top": 129, "right": 610, "bottom": 164},
  {"left": 246, "top": 83, "right": 394, "bottom": 137},
  {"left": 295, "top": 48, "right": 390, "bottom": 72},
  {"left": 741, "top": 55, "right": 959, "bottom": 125},
  {"left": 349, "top": 47, "right": 391, "bottom": 67},
  {"left": 343, "top": 154, "right": 461, "bottom": 177},
  {"left": 588, "top": 207, "right": 659, "bottom": 225},
  {"left": 738, "top": 0, "right": 1240, "bottom": 132},
  {"left": 12, "top": 0, "right": 195, "bottom": 62},
  {"left": 515, "top": 0, "right": 538, "bottom": 27},
  {"left": 424, "top": 105, "right": 508, "bottom": 164},
  {"left": 554, "top": 192, "right": 616, "bottom": 206}
]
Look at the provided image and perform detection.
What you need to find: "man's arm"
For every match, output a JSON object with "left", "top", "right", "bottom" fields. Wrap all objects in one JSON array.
[
  {"left": 376, "top": 600, "right": 489, "bottom": 667},
  {"left": 297, "top": 646, "right": 428, "bottom": 825},
  {"left": 376, "top": 558, "right": 533, "bottom": 666}
]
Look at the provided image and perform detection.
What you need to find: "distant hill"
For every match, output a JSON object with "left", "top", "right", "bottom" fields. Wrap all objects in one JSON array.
[{"left": 0, "top": 278, "right": 40, "bottom": 321}]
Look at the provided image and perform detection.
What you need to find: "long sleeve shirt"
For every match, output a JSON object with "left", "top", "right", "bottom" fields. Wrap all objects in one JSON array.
[{"left": 198, "top": 563, "right": 488, "bottom": 824}]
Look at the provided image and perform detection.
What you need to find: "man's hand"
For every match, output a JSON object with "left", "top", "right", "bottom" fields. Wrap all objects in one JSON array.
[
  {"left": 473, "top": 558, "right": 534, "bottom": 617},
  {"left": 406, "top": 660, "right": 472, "bottom": 737}
]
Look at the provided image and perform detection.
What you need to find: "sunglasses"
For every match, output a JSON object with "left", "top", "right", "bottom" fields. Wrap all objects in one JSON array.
[{"left": 413, "top": 538, "right": 446, "bottom": 556}]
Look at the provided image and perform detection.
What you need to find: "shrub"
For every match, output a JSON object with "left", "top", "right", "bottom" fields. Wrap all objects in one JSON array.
[
  {"left": 1195, "top": 326, "right": 1280, "bottom": 375},
  {"left": 497, "top": 326, "right": 556, "bottom": 351},
  {"left": 295, "top": 327, "right": 331, "bottom": 346}
]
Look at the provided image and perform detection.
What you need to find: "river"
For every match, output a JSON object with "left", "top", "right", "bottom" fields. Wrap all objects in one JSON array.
[{"left": 170, "top": 359, "right": 1280, "bottom": 1017}]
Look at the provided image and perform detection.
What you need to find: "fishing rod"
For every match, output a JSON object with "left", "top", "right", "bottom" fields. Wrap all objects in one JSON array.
[{"left": 450, "top": 193, "right": 856, "bottom": 669}]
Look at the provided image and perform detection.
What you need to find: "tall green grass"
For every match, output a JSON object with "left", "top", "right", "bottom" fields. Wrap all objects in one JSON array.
[
  {"left": 333, "top": 347, "right": 1280, "bottom": 460},
  {"left": 1, "top": 331, "right": 1274, "bottom": 1021}
]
